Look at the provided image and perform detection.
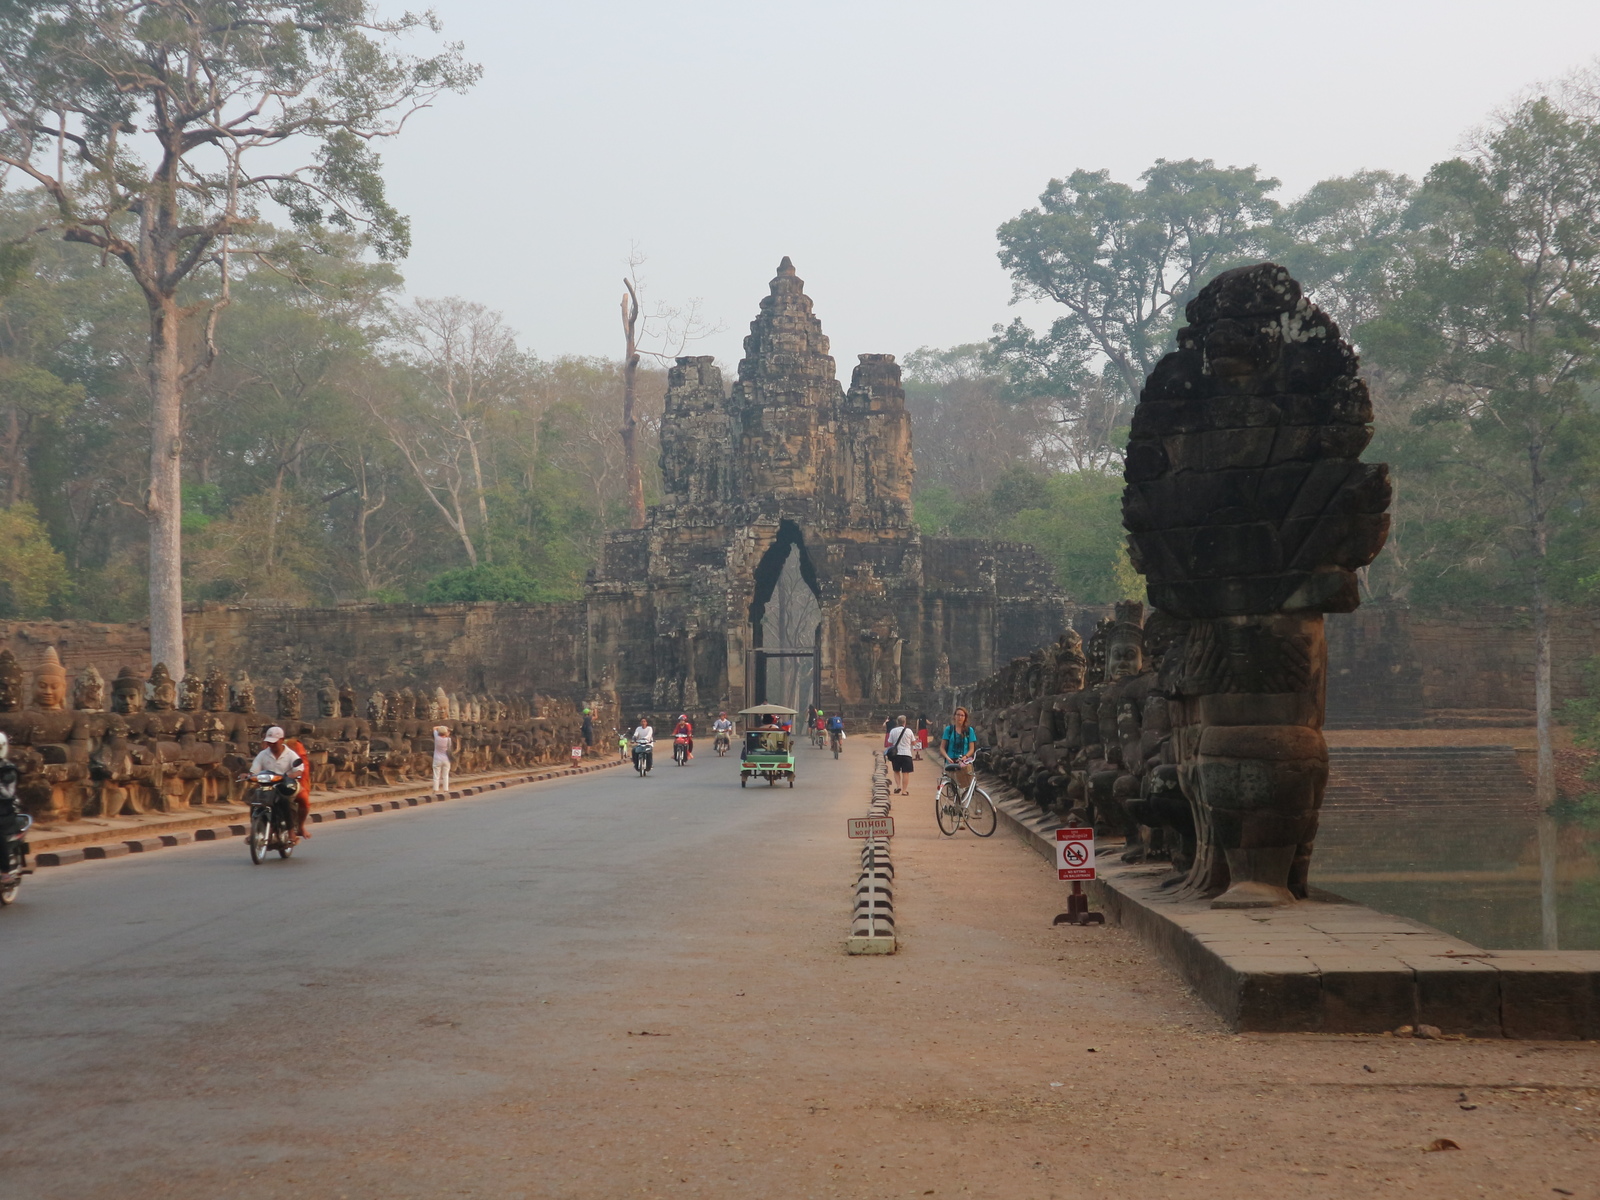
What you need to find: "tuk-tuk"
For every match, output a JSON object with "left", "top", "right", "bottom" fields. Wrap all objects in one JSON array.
[{"left": 737, "top": 706, "right": 797, "bottom": 788}]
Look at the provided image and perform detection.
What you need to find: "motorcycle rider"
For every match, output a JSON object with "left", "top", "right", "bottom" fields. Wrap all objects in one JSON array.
[
  {"left": 672, "top": 712, "right": 694, "bottom": 761},
  {"left": 711, "top": 711, "right": 733, "bottom": 755},
  {"left": 244, "top": 727, "right": 306, "bottom": 839},
  {"left": 630, "top": 715, "right": 655, "bottom": 774}
]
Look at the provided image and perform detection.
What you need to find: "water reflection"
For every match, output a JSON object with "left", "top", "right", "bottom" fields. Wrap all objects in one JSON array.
[{"left": 1310, "top": 803, "right": 1600, "bottom": 950}]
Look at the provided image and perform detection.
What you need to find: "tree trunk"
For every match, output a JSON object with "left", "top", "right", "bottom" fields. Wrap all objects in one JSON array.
[
  {"left": 620, "top": 288, "right": 644, "bottom": 528},
  {"left": 1529, "top": 443, "right": 1555, "bottom": 813},
  {"left": 146, "top": 293, "right": 186, "bottom": 679}
]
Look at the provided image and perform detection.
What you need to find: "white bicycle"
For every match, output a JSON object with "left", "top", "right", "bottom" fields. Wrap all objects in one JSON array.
[{"left": 935, "top": 753, "right": 996, "bottom": 837}]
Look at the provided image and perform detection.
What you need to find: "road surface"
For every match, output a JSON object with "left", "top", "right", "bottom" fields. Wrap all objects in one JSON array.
[{"left": 3, "top": 739, "right": 1596, "bottom": 1199}]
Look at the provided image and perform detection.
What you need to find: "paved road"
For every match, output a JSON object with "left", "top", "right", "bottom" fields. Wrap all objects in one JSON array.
[{"left": 6, "top": 739, "right": 1597, "bottom": 1200}]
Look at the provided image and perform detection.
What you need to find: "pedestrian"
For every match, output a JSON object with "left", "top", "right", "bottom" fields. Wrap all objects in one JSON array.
[
  {"left": 432, "top": 724, "right": 452, "bottom": 793},
  {"left": 581, "top": 707, "right": 594, "bottom": 750},
  {"left": 886, "top": 714, "right": 918, "bottom": 795},
  {"left": 917, "top": 713, "right": 931, "bottom": 750}
]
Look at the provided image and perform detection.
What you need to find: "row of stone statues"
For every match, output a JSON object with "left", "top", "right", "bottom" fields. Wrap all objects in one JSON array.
[
  {"left": 963, "top": 263, "right": 1391, "bottom": 908},
  {"left": 0, "top": 647, "right": 598, "bottom": 825}
]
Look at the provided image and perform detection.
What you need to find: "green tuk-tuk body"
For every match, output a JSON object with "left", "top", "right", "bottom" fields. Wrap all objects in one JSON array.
[{"left": 737, "top": 706, "right": 797, "bottom": 788}]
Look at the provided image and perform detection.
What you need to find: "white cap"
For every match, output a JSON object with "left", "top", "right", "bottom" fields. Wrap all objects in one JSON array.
[{"left": 263, "top": 726, "right": 285, "bottom": 742}]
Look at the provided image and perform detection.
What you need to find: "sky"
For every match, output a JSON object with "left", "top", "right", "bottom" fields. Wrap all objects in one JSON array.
[{"left": 379, "top": 0, "right": 1600, "bottom": 370}]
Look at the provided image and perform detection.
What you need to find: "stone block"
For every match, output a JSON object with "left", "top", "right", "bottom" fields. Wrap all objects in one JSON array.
[
  {"left": 35, "top": 848, "right": 84, "bottom": 866},
  {"left": 1402, "top": 956, "right": 1502, "bottom": 1038},
  {"left": 123, "top": 837, "right": 163, "bottom": 853},
  {"left": 1227, "top": 955, "right": 1323, "bottom": 1033},
  {"left": 1312, "top": 954, "right": 1417, "bottom": 1033},
  {"left": 158, "top": 832, "right": 193, "bottom": 846},
  {"left": 83, "top": 843, "right": 130, "bottom": 859},
  {"left": 1491, "top": 953, "right": 1594, "bottom": 1040}
]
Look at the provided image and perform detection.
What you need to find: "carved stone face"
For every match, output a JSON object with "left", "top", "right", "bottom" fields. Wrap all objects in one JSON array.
[
  {"left": 317, "top": 686, "right": 338, "bottom": 719},
  {"left": 179, "top": 675, "right": 203, "bottom": 712},
  {"left": 230, "top": 673, "right": 255, "bottom": 714},
  {"left": 74, "top": 667, "right": 106, "bottom": 712},
  {"left": 1056, "top": 656, "right": 1087, "bottom": 693},
  {"left": 203, "top": 668, "right": 229, "bottom": 712},
  {"left": 0, "top": 651, "right": 24, "bottom": 713},
  {"left": 33, "top": 670, "right": 66, "bottom": 712},
  {"left": 277, "top": 681, "right": 301, "bottom": 721},
  {"left": 148, "top": 665, "right": 176, "bottom": 712},
  {"left": 112, "top": 674, "right": 145, "bottom": 715},
  {"left": 1105, "top": 632, "right": 1143, "bottom": 682},
  {"left": 339, "top": 686, "right": 355, "bottom": 719}
]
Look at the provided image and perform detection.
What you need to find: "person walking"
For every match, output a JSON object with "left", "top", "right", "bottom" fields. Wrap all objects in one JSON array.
[
  {"left": 886, "top": 714, "right": 918, "bottom": 795},
  {"left": 432, "top": 724, "right": 452, "bottom": 793},
  {"left": 916, "top": 713, "right": 931, "bottom": 750},
  {"left": 581, "top": 707, "right": 594, "bottom": 752}
]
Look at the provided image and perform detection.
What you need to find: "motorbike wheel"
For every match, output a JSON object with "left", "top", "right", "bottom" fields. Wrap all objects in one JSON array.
[
  {"left": 248, "top": 809, "right": 269, "bottom": 864},
  {"left": 277, "top": 820, "right": 295, "bottom": 859},
  {"left": 0, "top": 876, "right": 18, "bottom": 905}
]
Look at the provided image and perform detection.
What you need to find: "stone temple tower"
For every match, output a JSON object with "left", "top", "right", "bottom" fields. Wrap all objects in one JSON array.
[{"left": 586, "top": 259, "right": 1066, "bottom": 719}]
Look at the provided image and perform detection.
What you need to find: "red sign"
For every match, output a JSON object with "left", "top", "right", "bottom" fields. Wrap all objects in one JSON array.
[
  {"left": 1056, "top": 827, "right": 1095, "bottom": 881},
  {"left": 571, "top": 746, "right": 583, "bottom": 760}
]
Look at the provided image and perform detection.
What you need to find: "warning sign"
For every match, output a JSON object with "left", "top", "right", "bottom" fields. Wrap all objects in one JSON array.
[
  {"left": 1056, "top": 827, "right": 1095, "bottom": 881},
  {"left": 571, "top": 746, "right": 583, "bottom": 761},
  {"left": 848, "top": 816, "right": 895, "bottom": 839}
]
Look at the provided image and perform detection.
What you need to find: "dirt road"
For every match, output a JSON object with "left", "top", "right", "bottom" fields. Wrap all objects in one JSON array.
[{"left": 3, "top": 739, "right": 1595, "bottom": 1198}]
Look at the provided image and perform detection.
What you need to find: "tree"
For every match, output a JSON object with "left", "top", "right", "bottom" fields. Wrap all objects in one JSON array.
[
  {"left": 993, "top": 159, "right": 1281, "bottom": 464},
  {"left": 0, "top": 0, "right": 476, "bottom": 674},
  {"left": 1363, "top": 96, "right": 1600, "bottom": 811},
  {"left": 900, "top": 344, "right": 1056, "bottom": 491},
  {"left": 0, "top": 500, "right": 68, "bottom": 614},
  {"left": 375, "top": 297, "right": 524, "bottom": 568},
  {"left": 618, "top": 251, "right": 717, "bottom": 527}
]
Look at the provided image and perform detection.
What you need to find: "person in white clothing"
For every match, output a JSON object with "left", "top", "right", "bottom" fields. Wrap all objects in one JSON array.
[
  {"left": 630, "top": 717, "right": 654, "bottom": 774},
  {"left": 885, "top": 714, "right": 918, "bottom": 795},
  {"left": 247, "top": 726, "right": 305, "bottom": 781},
  {"left": 432, "top": 724, "right": 452, "bottom": 793}
]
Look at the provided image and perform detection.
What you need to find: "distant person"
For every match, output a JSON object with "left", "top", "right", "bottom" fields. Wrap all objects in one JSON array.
[
  {"left": 886, "top": 714, "right": 918, "bottom": 795},
  {"left": 581, "top": 707, "right": 594, "bottom": 750},
  {"left": 916, "top": 713, "right": 931, "bottom": 749},
  {"left": 630, "top": 716, "right": 655, "bottom": 774},
  {"left": 432, "top": 724, "right": 452, "bottom": 793}
]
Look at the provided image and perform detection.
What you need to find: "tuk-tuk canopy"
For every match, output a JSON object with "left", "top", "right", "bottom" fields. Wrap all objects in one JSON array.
[{"left": 737, "top": 705, "right": 798, "bottom": 716}]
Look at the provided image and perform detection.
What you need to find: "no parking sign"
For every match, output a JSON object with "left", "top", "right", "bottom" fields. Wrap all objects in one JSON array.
[{"left": 1056, "top": 827, "right": 1095, "bottom": 881}]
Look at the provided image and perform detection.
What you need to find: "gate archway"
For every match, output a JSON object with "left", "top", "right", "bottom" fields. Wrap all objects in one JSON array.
[{"left": 748, "top": 520, "right": 822, "bottom": 712}]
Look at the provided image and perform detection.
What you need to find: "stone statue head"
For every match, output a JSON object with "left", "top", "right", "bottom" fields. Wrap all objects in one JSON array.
[
  {"left": 179, "top": 673, "right": 203, "bottom": 712},
  {"left": 74, "top": 665, "right": 106, "bottom": 712},
  {"left": 339, "top": 684, "right": 356, "bottom": 719},
  {"left": 397, "top": 688, "right": 416, "bottom": 721},
  {"left": 1105, "top": 600, "right": 1145, "bottom": 682},
  {"left": 230, "top": 671, "right": 255, "bottom": 714},
  {"left": 111, "top": 666, "right": 145, "bottom": 715},
  {"left": 1052, "top": 630, "right": 1087, "bottom": 694},
  {"left": 146, "top": 662, "right": 176, "bottom": 712},
  {"left": 0, "top": 650, "right": 24, "bottom": 713},
  {"left": 433, "top": 687, "right": 450, "bottom": 722},
  {"left": 277, "top": 678, "right": 301, "bottom": 721},
  {"left": 203, "top": 666, "right": 229, "bottom": 712},
  {"left": 316, "top": 675, "right": 338, "bottom": 719},
  {"left": 367, "top": 691, "right": 388, "bottom": 725},
  {"left": 33, "top": 646, "right": 68, "bottom": 711}
]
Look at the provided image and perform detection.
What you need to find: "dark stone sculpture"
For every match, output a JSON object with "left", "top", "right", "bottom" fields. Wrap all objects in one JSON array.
[{"left": 1121, "top": 262, "right": 1390, "bottom": 907}]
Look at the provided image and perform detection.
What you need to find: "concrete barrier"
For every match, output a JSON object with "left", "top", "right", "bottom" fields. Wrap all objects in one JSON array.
[{"left": 848, "top": 752, "right": 897, "bottom": 954}]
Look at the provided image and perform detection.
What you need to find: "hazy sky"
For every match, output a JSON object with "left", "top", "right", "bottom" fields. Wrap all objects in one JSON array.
[{"left": 381, "top": 0, "right": 1600, "bottom": 370}]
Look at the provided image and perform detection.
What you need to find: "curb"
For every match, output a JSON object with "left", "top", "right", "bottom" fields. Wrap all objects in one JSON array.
[
  {"left": 847, "top": 752, "right": 896, "bottom": 954},
  {"left": 30, "top": 758, "right": 626, "bottom": 869}
]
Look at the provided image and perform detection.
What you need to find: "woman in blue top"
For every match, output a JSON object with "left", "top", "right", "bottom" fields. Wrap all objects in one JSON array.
[{"left": 939, "top": 707, "right": 979, "bottom": 787}]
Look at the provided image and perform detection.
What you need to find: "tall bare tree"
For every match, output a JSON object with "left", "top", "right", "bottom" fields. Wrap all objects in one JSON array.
[{"left": 0, "top": 0, "right": 475, "bottom": 673}]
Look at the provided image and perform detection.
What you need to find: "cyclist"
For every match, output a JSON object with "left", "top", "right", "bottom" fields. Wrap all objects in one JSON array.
[
  {"left": 826, "top": 711, "right": 844, "bottom": 755},
  {"left": 711, "top": 711, "right": 733, "bottom": 756},
  {"left": 938, "top": 706, "right": 979, "bottom": 790}
]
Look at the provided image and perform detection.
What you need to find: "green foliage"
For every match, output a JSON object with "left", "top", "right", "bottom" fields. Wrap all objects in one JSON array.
[
  {"left": 0, "top": 501, "right": 68, "bottom": 615},
  {"left": 417, "top": 563, "right": 573, "bottom": 605},
  {"left": 993, "top": 159, "right": 1281, "bottom": 468}
]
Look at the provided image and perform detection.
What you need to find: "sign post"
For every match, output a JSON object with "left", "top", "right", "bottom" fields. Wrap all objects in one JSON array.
[
  {"left": 1052, "top": 827, "right": 1105, "bottom": 926},
  {"left": 571, "top": 746, "right": 583, "bottom": 762}
]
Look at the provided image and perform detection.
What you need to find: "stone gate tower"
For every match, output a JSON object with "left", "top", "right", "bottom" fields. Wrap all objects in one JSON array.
[{"left": 585, "top": 259, "right": 1068, "bottom": 719}]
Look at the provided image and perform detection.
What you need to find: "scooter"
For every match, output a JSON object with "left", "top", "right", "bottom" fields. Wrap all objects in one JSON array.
[
  {"left": 673, "top": 733, "right": 691, "bottom": 766},
  {"left": 0, "top": 734, "right": 32, "bottom": 906},
  {"left": 632, "top": 740, "right": 653, "bottom": 776},
  {"left": 245, "top": 771, "right": 300, "bottom": 863},
  {"left": 714, "top": 732, "right": 730, "bottom": 757}
]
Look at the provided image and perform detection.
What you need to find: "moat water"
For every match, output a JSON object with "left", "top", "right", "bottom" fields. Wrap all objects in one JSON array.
[{"left": 1310, "top": 804, "right": 1600, "bottom": 950}]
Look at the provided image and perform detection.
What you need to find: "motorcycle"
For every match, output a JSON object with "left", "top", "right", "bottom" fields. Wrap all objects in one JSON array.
[
  {"left": 632, "top": 739, "right": 653, "bottom": 776},
  {"left": 673, "top": 732, "right": 692, "bottom": 766},
  {"left": 714, "top": 731, "right": 730, "bottom": 757},
  {"left": 0, "top": 734, "right": 32, "bottom": 906},
  {"left": 245, "top": 771, "right": 300, "bottom": 863}
]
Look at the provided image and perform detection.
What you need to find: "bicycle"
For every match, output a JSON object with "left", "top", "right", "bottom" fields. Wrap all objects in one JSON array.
[
  {"left": 934, "top": 753, "right": 996, "bottom": 837},
  {"left": 828, "top": 728, "right": 843, "bottom": 759}
]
